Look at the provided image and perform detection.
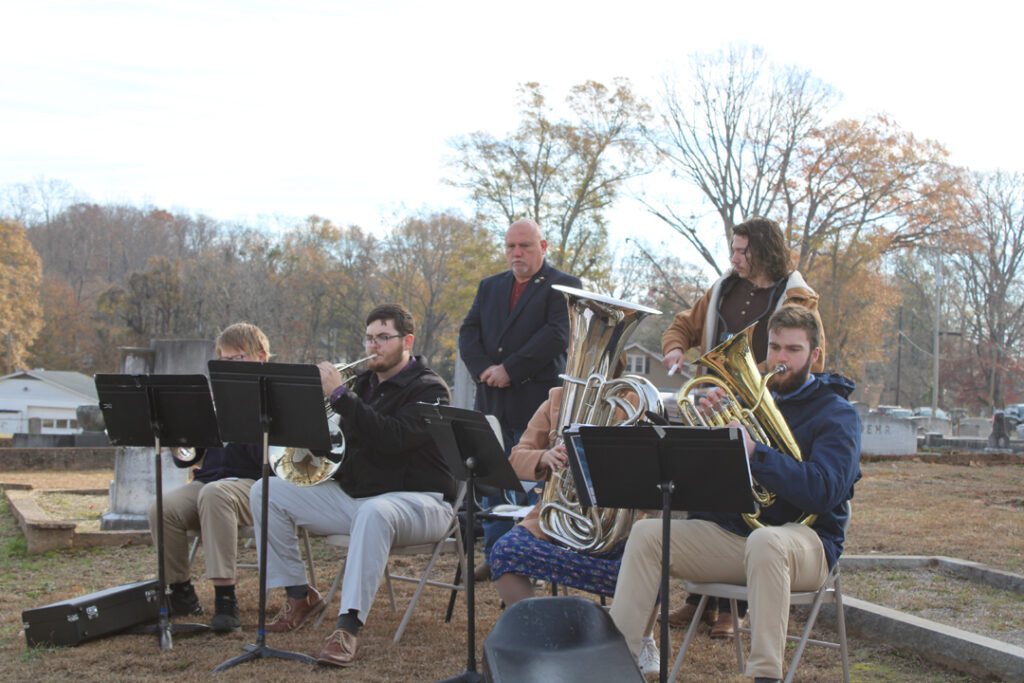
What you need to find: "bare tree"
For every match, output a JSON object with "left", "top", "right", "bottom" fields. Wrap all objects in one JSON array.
[
  {"left": 647, "top": 44, "right": 838, "bottom": 270},
  {"left": 947, "top": 171, "right": 1024, "bottom": 409},
  {"left": 0, "top": 177, "right": 81, "bottom": 227},
  {"left": 447, "top": 79, "right": 653, "bottom": 284},
  {"left": 380, "top": 212, "right": 501, "bottom": 371}
]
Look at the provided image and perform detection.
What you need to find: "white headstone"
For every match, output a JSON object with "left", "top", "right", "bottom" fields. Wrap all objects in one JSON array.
[{"left": 860, "top": 414, "right": 917, "bottom": 455}]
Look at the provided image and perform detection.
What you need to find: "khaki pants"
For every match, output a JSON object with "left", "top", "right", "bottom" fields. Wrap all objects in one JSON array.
[
  {"left": 148, "top": 478, "right": 256, "bottom": 583},
  {"left": 610, "top": 518, "right": 827, "bottom": 680}
]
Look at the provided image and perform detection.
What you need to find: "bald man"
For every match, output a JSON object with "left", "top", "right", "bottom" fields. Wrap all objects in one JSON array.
[{"left": 458, "top": 219, "right": 581, "bottom": 576}]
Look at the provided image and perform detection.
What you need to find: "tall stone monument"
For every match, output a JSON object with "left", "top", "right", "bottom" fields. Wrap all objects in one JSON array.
[{"left": 100, "top": 339, "right": 217, "bottom": 530}]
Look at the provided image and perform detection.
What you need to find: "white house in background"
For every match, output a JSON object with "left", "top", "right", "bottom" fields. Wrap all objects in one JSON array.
[
  {"left": 623, "top": 342, "right": 693, "bottom": 391},
  {"left": 0, "top": 370, "right": 97, "bottom": 436}
]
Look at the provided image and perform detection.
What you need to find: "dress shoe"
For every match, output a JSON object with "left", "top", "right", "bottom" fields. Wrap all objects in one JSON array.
[
  {"left": 710, "top": 611, "right": 745, "bottom": 639},
  {"left": 473, "top": 563, "right": 492, "bottom": 582},
  {"left": 266, "top": 587, "right": 325, "bottom": 633},
  {"left": 661, "top": 602, "right": 718, "bottom": 629},
  {"left": 316, "top": 628, "right": 358, "bottom": 667}
]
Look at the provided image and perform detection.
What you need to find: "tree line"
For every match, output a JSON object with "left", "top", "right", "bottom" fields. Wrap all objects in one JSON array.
[{"left": 1, "top": 43, "right": 1022, "bottom": 414}]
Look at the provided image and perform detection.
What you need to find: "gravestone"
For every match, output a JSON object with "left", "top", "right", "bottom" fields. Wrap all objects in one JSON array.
[
  {"left": 860, "top": 414, "right": 917, "bottom": 455},
  {"left": 453, "top": 348, "right": 476, "bottom": 410},
  {"left": 100, "top": 339, "right": 216, "bottom": 530},
  {"left": 957, "top": 417, "right": 991, "bottom": 437},
  {"left": 74, "top": 404, "right": 110, "bottom": 446}
]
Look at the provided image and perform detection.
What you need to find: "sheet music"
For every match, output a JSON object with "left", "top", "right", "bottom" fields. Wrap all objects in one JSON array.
[{"left": 564, "top": 429, "right": 598, "bottom": 507}]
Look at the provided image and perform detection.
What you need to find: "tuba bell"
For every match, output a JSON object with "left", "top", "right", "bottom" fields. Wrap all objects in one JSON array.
[
  {"left": 536, "top": 285, "right": 665, "bottom": 554},
  {"left": 269, "top": 354, "right": 376, "bottom": 486},
  {"left": 675, "top": 325, "right": 816, "bottom": 529}
]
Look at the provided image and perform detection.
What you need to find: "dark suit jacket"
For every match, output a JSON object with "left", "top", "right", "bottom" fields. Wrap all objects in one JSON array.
[{"left": 458, "top": 260, "right": 581, "bottom": 432}]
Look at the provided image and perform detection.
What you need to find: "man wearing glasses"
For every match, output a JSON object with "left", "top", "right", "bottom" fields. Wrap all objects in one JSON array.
[
  {"left": 148, "top": 322, "right": 270, "bottom": 633},
  {"left": 249, "top": 303, "right": 454, "bottom": 668}
]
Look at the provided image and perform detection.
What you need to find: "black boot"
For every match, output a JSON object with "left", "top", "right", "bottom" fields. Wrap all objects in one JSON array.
[
  {"left": 167, "top": 581, "right": 203, "bottom": 617},
  {"left": 211, "top": 595, "right": 241, "bottom": 633}
]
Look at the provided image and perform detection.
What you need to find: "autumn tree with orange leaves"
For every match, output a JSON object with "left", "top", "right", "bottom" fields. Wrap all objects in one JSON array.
[
  {"left": 0, "top": 219, "right": 44, "bottom": 372},
  {"left": 782, "top": 115, "right": 970, "bottom": 378}
]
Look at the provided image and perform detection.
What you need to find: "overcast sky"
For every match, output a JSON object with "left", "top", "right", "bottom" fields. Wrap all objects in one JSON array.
[{"left": 3, "top": 0, "right": 1021, "bottom": 266}]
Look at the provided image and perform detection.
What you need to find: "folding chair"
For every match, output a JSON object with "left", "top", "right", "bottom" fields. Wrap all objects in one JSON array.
[
  {"left": 312, "top": 482, "right": 468, "bottom": 643},
  {"left": 669, "top": 503, "right": 852, "bottom": 683},
  {"left": 188, "top": 525, "right": 317, "bottom": 587}
]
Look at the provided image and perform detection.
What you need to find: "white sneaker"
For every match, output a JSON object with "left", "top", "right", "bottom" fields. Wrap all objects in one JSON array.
[{"left": 638, "top": 635, "right": 660, "bottom": 680}]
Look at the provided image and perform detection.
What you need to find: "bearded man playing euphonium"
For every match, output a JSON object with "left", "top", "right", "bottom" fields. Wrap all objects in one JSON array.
[{"left": 610, "top": 306, "right": 861, "bottom": 683}]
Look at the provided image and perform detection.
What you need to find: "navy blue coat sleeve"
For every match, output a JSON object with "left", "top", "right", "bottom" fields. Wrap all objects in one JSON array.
[
  {"left": 502, "top": 270, "right": 580, "bottom": 384},
  {"left": 458, "top": 282, "right": 493, "bottom": 379},
  {"left": 749, "top": 400, "right": 861, "bottom": 515}
]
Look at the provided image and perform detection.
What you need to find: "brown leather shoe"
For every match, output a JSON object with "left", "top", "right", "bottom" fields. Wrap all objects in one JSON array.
[
  {"left": 316, "top": 628, "right": 358, "bottom": 667},
  {"left": 661, "top": 602, "right": 718, "bottom": 629},
  {"left": 710, "top": 611, "right": 745, "bottom": 639},
  {"left": 473, "top": 563, "right": 492, "bottom": 582},
  {"left": 266, "top": 587, "right": 326, "bottom": 633}
]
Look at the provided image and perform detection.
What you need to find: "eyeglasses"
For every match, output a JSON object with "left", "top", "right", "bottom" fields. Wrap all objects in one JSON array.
[
  {"left": 363, "top": 333, "right": 405, "bottom": 347},
  {"left": 219, "top": 352, "right": 249, "bottom": 361}
]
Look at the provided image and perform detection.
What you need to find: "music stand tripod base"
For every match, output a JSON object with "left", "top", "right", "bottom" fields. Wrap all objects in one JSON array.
[
  {"left": 208, "top": 360, "right": 332, "bottom": 672},
  {"left": 94, "top": 374, "right": 222, "bottom": 649},
  {"left": 417, "top": 403, "right": 521, "bottom": 683}
]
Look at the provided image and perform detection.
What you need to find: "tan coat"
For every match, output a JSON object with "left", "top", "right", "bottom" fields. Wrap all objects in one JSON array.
[
  {"left": 509, "top": 386, "right": 640, "bottom": 541},
  {"left": 508, "top": 387, "right": 564, "bottom": 540},
  {"left": 661, "top": 270, "right": 827, "bottom": 373}
]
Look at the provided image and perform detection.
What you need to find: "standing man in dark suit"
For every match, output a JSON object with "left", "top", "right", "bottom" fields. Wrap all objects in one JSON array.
[{"left": 458, "top": 218, "right": 582, "bottom": 578}]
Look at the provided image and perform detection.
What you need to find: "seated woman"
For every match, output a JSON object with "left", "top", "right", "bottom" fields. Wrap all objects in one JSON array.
[
  {"left": 489, "top": 384, "right": 627, "bottom": 605},
  {"left": 489, "top": 384, "right": 660, "bottom": 678}
]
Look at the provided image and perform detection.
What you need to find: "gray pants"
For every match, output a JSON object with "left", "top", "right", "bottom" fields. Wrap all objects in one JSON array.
[{"left": 250, "top": 478, "right": 452, "bottom": 624}]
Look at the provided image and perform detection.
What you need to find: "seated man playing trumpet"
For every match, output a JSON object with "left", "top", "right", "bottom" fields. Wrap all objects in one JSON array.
[
  {"left": 610, "top": 305, "right": 861, "bottom": 683},
  {"left": 250, "top": 303, "right": 455, "bottom": 668}
]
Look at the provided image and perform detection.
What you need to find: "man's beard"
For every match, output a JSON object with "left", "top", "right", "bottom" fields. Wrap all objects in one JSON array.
[
  {"left": 369, "top": 345, "right": 405, "bottom": 375},
  {"left": 767, "top": 354, "right": 813, "bottom": 395}
]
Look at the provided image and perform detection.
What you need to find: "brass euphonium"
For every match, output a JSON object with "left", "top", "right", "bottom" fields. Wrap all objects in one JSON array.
[
  {"left": 675, "top": 325, "right": 816, "bottom": 529},
  {"left": 269, "top": 354, "right": 376, "bottom": 486},
  {"left": 536, "top": 285, "right": 666, "bottom": 554}
]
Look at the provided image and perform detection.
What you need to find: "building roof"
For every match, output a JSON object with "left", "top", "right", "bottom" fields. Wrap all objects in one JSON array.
[
  {"left": 624, "top": 342, "right": 663, "bottom": 360},
  {"left": 0, "top": 370, "right": 98, "bottom": 400}
]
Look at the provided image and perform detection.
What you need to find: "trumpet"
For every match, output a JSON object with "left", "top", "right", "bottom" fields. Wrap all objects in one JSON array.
[{"left": 269, "top": 354, "right": 376, "bottom": 486}]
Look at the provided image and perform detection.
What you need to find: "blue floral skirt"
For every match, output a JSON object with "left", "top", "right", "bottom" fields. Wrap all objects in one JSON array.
[{"left": 489, "top": 525, "right": 623, "bottom": 598}]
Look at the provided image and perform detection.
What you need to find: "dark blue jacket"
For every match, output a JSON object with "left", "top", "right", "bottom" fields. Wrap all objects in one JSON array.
[
  {"left": 173, "top": 442, "right": 262, "bottom": 483},
  {"left": 458, "top": 260, "right": 581, "bottom": 432},
  {"left": 691, "top": 373, "right": 861, "bottom": 568}
]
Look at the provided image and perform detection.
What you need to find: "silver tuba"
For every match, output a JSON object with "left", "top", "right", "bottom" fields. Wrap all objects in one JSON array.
[
  {"left": 536, "top": 285, "right": 665, "bottom": 554},
  {"left": 269, "top": 354, "right": 376, "bottom": 486}
]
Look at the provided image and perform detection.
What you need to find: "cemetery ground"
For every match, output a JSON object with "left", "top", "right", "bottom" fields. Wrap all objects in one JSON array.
[{"left": 1, "top": 458, "right": 1022, "bottom": 682}]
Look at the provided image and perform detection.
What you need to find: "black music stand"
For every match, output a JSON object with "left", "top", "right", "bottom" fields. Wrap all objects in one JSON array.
[
  {"left": 207, "top": 360, "right": 333, "bottom": 672},
  {"left": 569, "top": 424, "right": 755, "bottom": 683},
  {"left": 417, "top": 403, "right": 522, "bottom": 683},
  {"left": 95, "top": 373, "right": 222, "bottom": 650}
]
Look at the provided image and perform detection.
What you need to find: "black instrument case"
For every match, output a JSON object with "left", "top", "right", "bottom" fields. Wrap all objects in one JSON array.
[{"left": 22, "top": 579, "right": 161, "bottom": 647}]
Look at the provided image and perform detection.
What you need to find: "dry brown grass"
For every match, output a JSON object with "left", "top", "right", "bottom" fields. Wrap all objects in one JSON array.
[{"left": 1, "top": 459, "right": 1021, "bottom": 682}]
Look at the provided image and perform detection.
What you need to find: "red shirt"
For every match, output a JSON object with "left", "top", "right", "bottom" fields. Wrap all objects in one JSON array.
[{"left": 510, "top": 278, "right": 529, "bottom": 312}]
